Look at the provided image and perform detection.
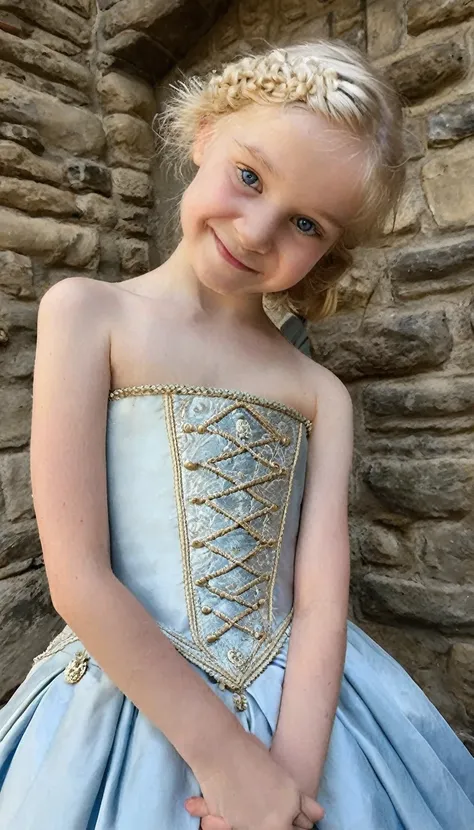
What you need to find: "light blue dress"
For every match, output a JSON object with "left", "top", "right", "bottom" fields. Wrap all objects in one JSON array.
[{"left": 0, "top": 384, "right": 473, "bottom": 829}]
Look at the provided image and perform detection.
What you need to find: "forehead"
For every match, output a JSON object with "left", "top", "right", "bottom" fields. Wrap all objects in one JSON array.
[{"left": 216, "top": 104, "right": 366, "bottom": 224}]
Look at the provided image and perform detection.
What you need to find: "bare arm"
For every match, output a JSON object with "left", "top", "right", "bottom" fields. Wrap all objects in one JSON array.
[
  {"left": 31, "top": 278, "right": 250, "bottom": 776},
  {"left": 269, "top": 370, "right": 353, "bottom": 797}
]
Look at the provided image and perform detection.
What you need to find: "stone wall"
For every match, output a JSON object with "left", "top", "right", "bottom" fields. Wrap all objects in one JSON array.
[{"left": 0, "top": 0, "right": 473, "bottom": 750}]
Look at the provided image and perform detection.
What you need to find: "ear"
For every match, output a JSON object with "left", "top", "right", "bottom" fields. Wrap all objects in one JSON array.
[{"left": 191, "top": 117, "right": 215, "bottom": 166}]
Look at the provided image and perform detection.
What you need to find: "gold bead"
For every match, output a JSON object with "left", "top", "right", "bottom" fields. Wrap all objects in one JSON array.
[
  {"left": 271, "top": 503, "right": 279, "bottom": 512},
  {"left": 254, "top": 630, "right": 266, "bottom": 641},
  {"left": 197, "top": 425, "right": 207, "bottom": 434},
  {"left": 201, "top": 605, "right": 212, "bottom": 615},
  {"left": 183, "top": 424, "right": 195, "bottom": 433},
  {"left": 184, "top": 460, "right": 199, "bottom": 471},
  {"left": 207, "top": 633, "right": 218, "bottom": 643},
  {"left": 191, "top": 539, "right": 204, "bottom": 548},
  {"left": 258, "top": 597, "right": 266, "bottom": 607},
  {"left": 191, "top": 496, "right": 205, "bottom": 505},
  {"left": 195, "top": 576, "right": 208, "bottom": 586}
]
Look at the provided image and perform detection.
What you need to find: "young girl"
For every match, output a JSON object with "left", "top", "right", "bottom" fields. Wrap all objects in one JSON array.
[{"left": 0, "top": 40, "right": 473, "bottom": 830}]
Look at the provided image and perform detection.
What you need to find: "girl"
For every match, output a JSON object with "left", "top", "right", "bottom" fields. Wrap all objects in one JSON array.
[{"left": 0, "top": 40, "right": 473, "bottom": 830}]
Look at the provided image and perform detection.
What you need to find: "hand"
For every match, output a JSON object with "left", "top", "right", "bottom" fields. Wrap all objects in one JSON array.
[
  {"left": 185, "top": 795, "right": 322, "bottom": 829},
  {"left": 187, "top": 732, "right": 325, "bottom": 830}
]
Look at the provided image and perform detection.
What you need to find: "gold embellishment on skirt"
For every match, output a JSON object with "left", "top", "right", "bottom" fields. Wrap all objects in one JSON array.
[{"left": 64, "top": 650, "right": 89, "bottom": 684}]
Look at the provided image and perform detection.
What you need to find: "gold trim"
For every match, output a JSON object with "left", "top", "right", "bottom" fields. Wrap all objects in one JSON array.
[{"left": 109, "top": 384, "right": 312, "bottom": 435}]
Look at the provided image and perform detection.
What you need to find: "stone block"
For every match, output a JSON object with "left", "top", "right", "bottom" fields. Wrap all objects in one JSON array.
[
  {"left": 65, "top": 159, "right": 112, "bottom": 196},
  {"left": 0, "top": 567, "right": 61, "bottom": 702},
  {"left": 363, "top": 376, "right": 474, "bottom": 420},
  {"left": 0, "top": 0, "right": 91, "bottom": 46},
  {"left": 0, "top": 177, "right": 79, "bottom": 217},
  {"left": 102, "top": 29, "right": 172, "bottom": 80},
  {"left": 0, "top": 10, "right": 33, "bottom": 37},
  {"left": 75, "top": 193, "right": 118, "bottom": 227},
  {"left": 0, "top": 452, "right": 33, "bottom": 521},
  {"left": 0, "top": 140, "right": 63, "bottom": 186},
  {"left": 29, "top": 25, "right": 81, "bottom": 57},
  {"left": 0, "top": 251, "right": 33, "bottom": 297},
  {"left": 119, "top": 237, "right": 149, "bottom": 274},
  {"left": 428, "top": 95, "right": 474, "bottom": 147},
  {"left": 57, "top": 0, "right": 91, "bottom": 18},
  {"left": 363, "top": 459, "right": 474, "bottom": 518},
  {"left": 0, "top": 28, "right": 91, "bottom": 90},
  {"left": 111, "top": 167, "right": 152, "bottom": 204},
  {"left": 355, "top": 523, "right": 412, "bottom": 568},
  {"left": 367, "top": 0, "right": 403, "bottom": 59},
  {"left": 0, "top": 385, "right": 32, "bottom": 449},
  {"left": 421, "top": 523, "right": 474, "bottom": 583},
  {"left": 102, "top": 0, "right": 217, "bottom": 61},
  {"left": 333, "top": 12, "right": 366, "bottom": 51},
  {"left": 407, "top": 0, "right": 474, "bottom": 35},
  {"left": 104, "top": 113, "right": 154, "bottom": 171},
  {"left": 403, "top": 117, "right": 426, "bottom": 161},
  {"left": 449, "top": 642, "right": 474, "bottom": 718},
  {"left": 0, "top": 208, "right": 99, "bottom": 267},
  {"left": 385, "top": 40, "right": 467, "bottom": 104},
  {"left": 383, "top": 171, "right": 423, "bottom": 235},
  {"left": 308, "top": 310, "right": 452, "bottom": 382},
  {"left": 97, "top": 71, "right": 156, "bottom": 121},
  {"left": 116, "top": 200, "right": 149, "bottom": 235},
  {"left": 0, "top": 123, "right": 44, "bottom": 155},
  {"left": 390, "top": 234, "right": 474, "bottom": 299},
  {"left": 0, "top": 77, "right": 105, "bottom": 156},
  {"left": 422, "top": 142, "right": 474, "bottom": 230},
  {"left": 0, "top": 56, "right": 89, "bottom": 107},
  {"left": 359, "top": 573, "right": 474, "bottom": 630}
]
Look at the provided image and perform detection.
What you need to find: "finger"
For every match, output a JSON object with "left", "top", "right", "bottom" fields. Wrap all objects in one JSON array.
[
  {"left": 293, "top": 811, "right": 315, "bottom": 829},
  {"left": 184, "top": 796, "right": 210, "bottom": 818},
  {"left": 201, "top": 816, "right": 231, "bottom": 830},
  {"left": 301, "top": 794, "right": 325, "bottom": 823}
]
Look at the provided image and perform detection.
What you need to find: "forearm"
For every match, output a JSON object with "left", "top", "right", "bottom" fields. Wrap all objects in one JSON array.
[
  {"left": 270, "top": 609, "right": 347, "bottom": 797},
  {"left": 54, "top": 567, "right": 246, "bottom": 776}
]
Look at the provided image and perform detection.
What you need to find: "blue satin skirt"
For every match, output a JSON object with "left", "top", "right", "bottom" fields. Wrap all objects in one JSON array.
[{"left": 1, "top": 621, "right": 473, "bottom": 829}]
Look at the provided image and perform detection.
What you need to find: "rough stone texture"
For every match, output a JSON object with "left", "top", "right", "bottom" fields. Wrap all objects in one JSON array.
[
  {"left": 421, "top": 523, "right": 474, "bottom": 583},
  {"left": 407, "top": 0, "right": 474, "bottom": 35},
  {"left": 97, "top": 71, "right": 157, "bottom": 121},
  {"left": 363, "top": 377, "right": 474, "bottom": 422},
  {"left": 0, "top": 140, "right": 64, "bottom": 186},
  {"left": 0, "top": 251, "right": 33, "bottom": 297},
  {"left": 360, "top": 573, "right": 474, "bottom": 631},
  {"left": 0, "top": 0, "right": 92, "bottom": 47},
  {"left": 0, "top": 77, "right": 105, "bottom": 156},
  {"left": 363, "top": 459, "right": 474, "bottom": 518},
  {"left": 0, "top": 208, "right": 99, "bottom": 267},
  {"left": 0, "top": 177, "right": 80, "bottom": 217},
  {"left": 111, "top": 166, "right": 153, "bottom": 204},
  {"left": 0, "top": 28, "right": 91, "bottom": 90},
  {"left": 0, "top": 452, "right": 34, "bottom": 521},
  {"left": 0, "top": 385, "right": 33, "bottom": 449},
  {"left": 0, "top": 123, "right": 44, "bottom": 155},
  {"left": 103, "top": 113, "right": 155, "bottom": 171},
  {"left": 65, "top": 159, "right": 112, "bottom": 195},
  {"left": 366, "top": 0, "right": 403, "bottom": 59},
  {"left": 449, "top": 643, "right": 474, "bottom": 721},
  {"left": 427, "top": 96, "right": 474, "bottom": 147},
  {"left": 422, "top": 141, "right": 474, "bottom": 230},
  {"left": 0, "top": 567, "right": 61, "bottom": 702},
  {"left": 76, "top": 193, "right": 118, "bottom": 227},
  {"left": 0, "top": 518, "right": 41, "bottom": 569},
  {"left": 308, "top": 310, "right": 452, "bottom": 381},
  {"left": 384, "top": 40, "right": 467, "bottom": 103},
  {"left": 118, "top": 236, "right": 150, "bottom": 273}
]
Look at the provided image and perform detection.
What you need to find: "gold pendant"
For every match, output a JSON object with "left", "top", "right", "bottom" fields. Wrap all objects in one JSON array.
[
  {"left": 64, "top": 650, "right": 89, "bottom": 684},
  {"left": 233, "top": 691, "right": 248, "bottom": 712}
]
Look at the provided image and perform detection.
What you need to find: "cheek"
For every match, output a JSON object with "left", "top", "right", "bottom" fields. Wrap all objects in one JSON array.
[{"left": 183, "top": 168, "right": 235, "bottom": 227}]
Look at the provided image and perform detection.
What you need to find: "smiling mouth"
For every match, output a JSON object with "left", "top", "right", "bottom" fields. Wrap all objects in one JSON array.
[{"left": 212, "top": 230, "right": 256, "bottom": 272}]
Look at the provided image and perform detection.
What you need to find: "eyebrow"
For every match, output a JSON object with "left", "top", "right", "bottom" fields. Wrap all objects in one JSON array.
[{"left": 234, "top": 139, "right": 344, "bottom": 231}]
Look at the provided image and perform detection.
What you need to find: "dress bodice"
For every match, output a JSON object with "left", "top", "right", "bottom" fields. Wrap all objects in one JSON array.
[
  {"left": 106, "top": 386, "right": 310, "bottom": 706},
  {"left": 34, "top": 385, "right": 311, "bottom": 710}
]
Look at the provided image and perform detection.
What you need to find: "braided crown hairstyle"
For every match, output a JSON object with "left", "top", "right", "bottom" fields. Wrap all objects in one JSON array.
[{"left": 159, "top": 41, "right": 405, "bottom": 321}]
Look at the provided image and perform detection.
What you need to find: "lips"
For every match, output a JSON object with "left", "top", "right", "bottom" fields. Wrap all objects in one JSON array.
[{"left": 212, "top": 230, "right": 255, "bottom": 272}]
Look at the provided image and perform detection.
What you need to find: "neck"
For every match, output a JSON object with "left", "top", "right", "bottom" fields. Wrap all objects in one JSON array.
[{"left": 152, "top": 238, "right": 271, "bottom": 327}]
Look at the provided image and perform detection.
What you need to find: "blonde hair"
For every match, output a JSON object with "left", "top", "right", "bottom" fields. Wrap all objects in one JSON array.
[{"left": 158, "top": 41, "right": 405, "bottom": 321}]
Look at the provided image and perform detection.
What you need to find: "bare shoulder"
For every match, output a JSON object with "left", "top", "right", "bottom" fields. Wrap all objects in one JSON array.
[
  {"left": 38, "top": 276, "right": 120, "bottom": 329},
  {"left": 309, "top": 360, "right": 352, "bottom": 410}
]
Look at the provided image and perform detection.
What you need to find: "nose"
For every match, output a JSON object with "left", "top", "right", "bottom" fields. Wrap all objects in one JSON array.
[{"left": 233, "top": 207, "right": 278, "bottom": 255}]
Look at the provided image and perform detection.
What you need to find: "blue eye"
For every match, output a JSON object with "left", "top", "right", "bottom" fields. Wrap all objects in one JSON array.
[
  {"left": 239, "top": 168, "right": 260, "bottom": 188},
  {"left": 294, "top": 217, "right": 320, "bottom": 236}
]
